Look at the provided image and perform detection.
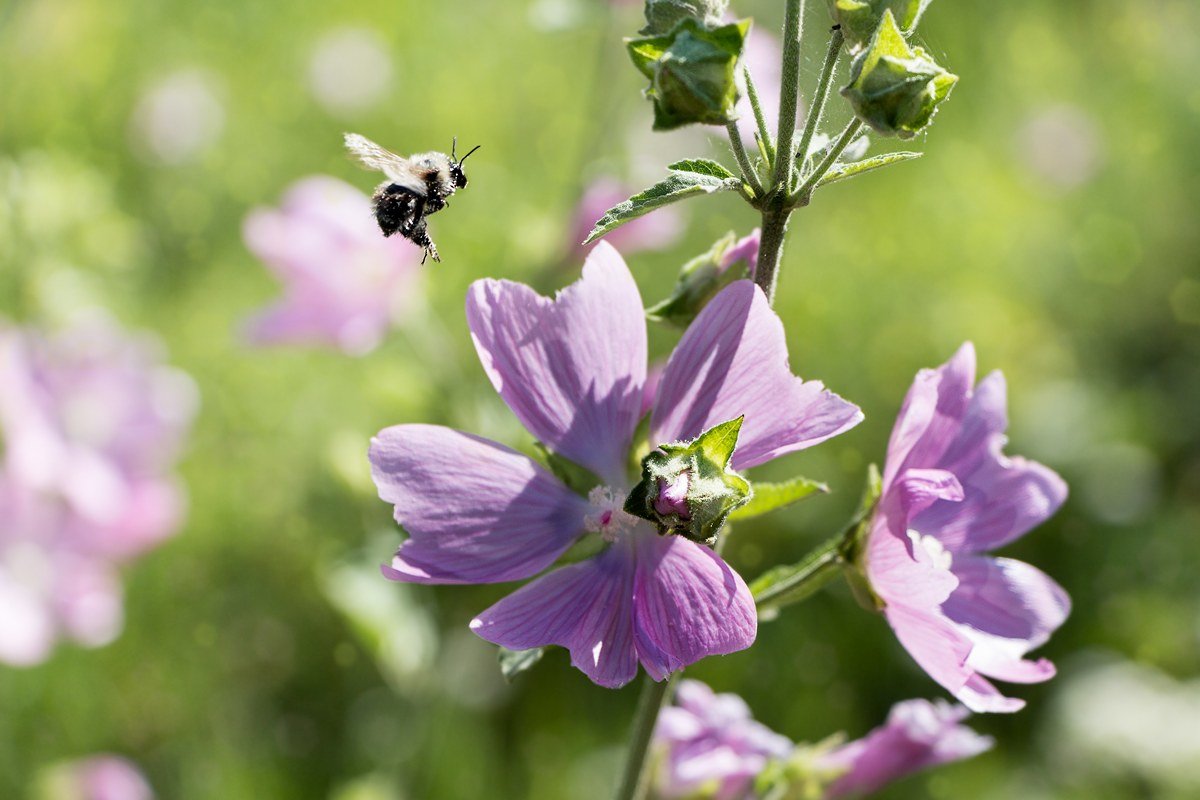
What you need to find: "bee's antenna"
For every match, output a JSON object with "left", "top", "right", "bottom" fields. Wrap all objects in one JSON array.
[
  {"left": 458, "top": 144, "right": 481, "bottom": 165},
  {"left": 452, "top": 136, "right": 458, "bottom": 161}
]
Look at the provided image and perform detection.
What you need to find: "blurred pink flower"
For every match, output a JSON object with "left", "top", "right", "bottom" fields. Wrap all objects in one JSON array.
[
  {"left": 819, "top": 699, "right": 992, "bottom": 798},
  {"left": 654, "top": 679, "right": 792, "bottom": 800},
  {"left": 568, "top": 177, "right": 684, "bottom": 259},
  {"left": 864, "top": 343, "right": 1070, "bottom": 712},
  {"left": 55, "top": 755, "right": 155, "bottom": 800},
  {"left": 243, "top": 176, "right": 423, "bottom": 356},
  {"left": 0, "top": 320, "right": 197, "bottom": 666}
]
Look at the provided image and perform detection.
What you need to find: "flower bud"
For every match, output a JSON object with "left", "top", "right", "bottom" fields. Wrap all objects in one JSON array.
[
  {"left": 625, "top": 417, "right": 752, "bottom": 547},
  {"left": 827, "top": 0, "right": 933, "bottom": 48},
  {"left": 627, "top": 18, "right": 750, "bottom": 130},
  {"left": 641, "top": 0, "right": 730, "bottom": 36},
  {"left": 840, "top": 9, "right": 958, "bottom": 139},
  {"left": 646, "top": 230, "right": 760, "bottom": 328}
]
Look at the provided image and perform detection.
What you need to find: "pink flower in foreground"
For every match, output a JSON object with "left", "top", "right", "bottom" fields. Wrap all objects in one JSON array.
[
  {"left": 0, "top": 321, "right": 196, "bottom": 666},
  {"left": 863, "top": 343, "right": 1070, "bottom": 712},
  {"left": 654, "top": 680, "right": 792, "bottom": 800},
  {"left": 52, "top": 755, "right": 155, "bottom": 800},
  {"left": 819, "top": 699, "right": 992, "bottom": 798},
  {"left": 369, "top": 243, "right": 861, "bottom": 687},
  {"left": 569, "top": 177, "right": 684, "bottom": 258},
  {"left": 242, "top": 176, "right": 422, "bottom": 356}
]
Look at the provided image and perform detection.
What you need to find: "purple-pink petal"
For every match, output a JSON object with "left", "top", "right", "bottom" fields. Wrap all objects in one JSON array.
[
  {"left": 369, "top": 424, "right": 588, "bottom": 585},
  {"left": 911, "top": 452, "right": 1068, "bottom": 556},
  {"left": 632, "top": 534, "right": 757, "bottom": 681},
  {"left": 466, "top": 242, "right": 647, "bottom": 484},
  {"left": 651, "top": 281, "right": 862, "bottom": 470},
  {"left": 470, "top": 541, "right": 639, "bottom": 688},
  {"left": 943, "top": 555, "right": 1070, "bottom": 682},
  {"left": 821, "top": 699, "right": 992, "bottom": 799}
]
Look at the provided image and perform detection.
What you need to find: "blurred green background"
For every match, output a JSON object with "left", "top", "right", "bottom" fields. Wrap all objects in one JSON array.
[{"left": 2, "top": 0, "right": 1199, "bottom": 797}]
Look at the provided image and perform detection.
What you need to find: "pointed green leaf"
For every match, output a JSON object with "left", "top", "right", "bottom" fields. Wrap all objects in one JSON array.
[
  {"left": 498, "top": 646, "right": 545, "bottom": 681},
  {"left": 728, "top": 477, "right": 829, "bottom": 522},
  {"left": 816, "top": 151, "right": 922, "bottom": 187},
  {"left": 666, "top": 159, "right": 737, "bottom": 180},
  {"left": 583, "top": 164, "right": 741, "bottom": 244},
  {"left": 694, "top": 415, "right": 743, "bottom": 468}
]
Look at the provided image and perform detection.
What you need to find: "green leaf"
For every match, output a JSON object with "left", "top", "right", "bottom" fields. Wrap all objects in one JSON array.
[
  {"left": 728, "top": 477, "right": 828, "bottom": 522},
  {"left": 666, "top": 158, "right": 737, "bottom": 180},
  {"left": 498, "top": 647, "right": 545, "bottom": 681},
  {"left": 693, "top": 415, "right": 743, "bottom": 468},
  {"left": 816, "top": 151, "right": 922, "bottom": 187},
  {"left": 583, "top": 164, "right": 740, "bottom": 244}
]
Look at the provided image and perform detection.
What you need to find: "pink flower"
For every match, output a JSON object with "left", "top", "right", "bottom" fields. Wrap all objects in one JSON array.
[
  {"left": 242, "top": 176, "right": 423, "bottom": 356},
  {"left": 0, "top": 320, "right": 196, "bottom": 666},
  {"left": 569, "top": 177, "right": 684, "bottom": 258},
  {"left": 863, "top": 343, "right": 1070, "bottom": 712},
  {"left": 55, "top": 755, "right": 155, "bottom": 800},
  {"left": 654, "top": 680, "right": 792, "bottom": 800},
  {"left": 369, "top": 243, "right": 861, "bottom": 687},
  {"left": 819, "top": 699, "right": 992, "bottom": 798}
]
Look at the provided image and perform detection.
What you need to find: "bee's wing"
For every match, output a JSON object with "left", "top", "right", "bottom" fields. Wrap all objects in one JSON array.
[{"left": 344, "top": 133, "right": 427, "bottom": 195}]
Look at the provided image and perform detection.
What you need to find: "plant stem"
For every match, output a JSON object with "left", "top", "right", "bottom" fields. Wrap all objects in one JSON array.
[
  {"left": 792, "top": 118, "right": 864, "bottom": 203},
  {"left": 771, "top": 0, "right": 806, "bottom": 192},
  {"left": 726, "top": 120, "right": 766, "bottom": 199},
  {"left": 792, "top": 26, "right": 845, "bottom": 192},
  {"left": 752, "top": 531, "right": 846, "bottom": 611},
  {"left": 754, "top": 203, "right": 790, "bottom": 304},
  {"left": 613, "top": 673, "right": 676, "bottom": 800},
  {"left": 744, "top": 65, "right": 775, "bottom": 166}
]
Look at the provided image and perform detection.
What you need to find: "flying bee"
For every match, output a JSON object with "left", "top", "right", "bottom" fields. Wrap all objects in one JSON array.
[{"left": 344, "top": 132, "right": 480, "bottom": 263}]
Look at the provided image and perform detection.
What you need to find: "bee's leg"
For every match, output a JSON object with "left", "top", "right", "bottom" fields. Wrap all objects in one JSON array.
[
  {"left": 408, "top": 217, "right": 440, "bottom": 263},
  {"left": 401, "top": 197, "right": 427, "bottom": 238}
]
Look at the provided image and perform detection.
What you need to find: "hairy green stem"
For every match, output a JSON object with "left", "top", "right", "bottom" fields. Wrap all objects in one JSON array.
[
  {"left": 614, "top": 673, "right": 676, "bottom": 800},
  {"left": 792, "top": 118, "right": 864, "bottom": 203},
  {"left": 744, "top": 65, "right": 775, "bottom": 166},
  {"left": 726, "top": 120, "right": 766, "bottom": 199},
  {"left": 770, "top": 0, "right": 806, "bottom": 192},
  {"left": 752, "top": 532, "right": 846, "bottom": 610},
  {"left": 754, "top": 203, "right": 791, "bottom": 304},
  {"left": 792, "top": 26, "right": 846, "bottom": 192}
]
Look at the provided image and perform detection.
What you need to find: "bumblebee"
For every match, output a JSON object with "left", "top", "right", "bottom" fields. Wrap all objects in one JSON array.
[{"left": 344, "top": 132, "right": 479, "bottom": 263}]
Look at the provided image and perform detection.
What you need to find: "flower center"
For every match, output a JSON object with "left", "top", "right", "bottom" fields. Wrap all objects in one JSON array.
[
  {"left": 907, "top": 529, "right": 953, "bottom": 571},
  {"left": 584, "top": 486, "right": 638, "bottom": 543}
]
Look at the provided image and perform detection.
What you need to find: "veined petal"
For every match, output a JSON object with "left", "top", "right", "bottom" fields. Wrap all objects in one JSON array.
[
  {"left": 369, "top": 424, "right": 588, "bottom": 585},
  {"left": 470, "top": 542, "right": 639, "bottom": 688},
  {"left": 632, "top": 534, "right": 756, "bottom": 681},
  {"left": 883, "top": 604, "right": 974, "bottom": 697},
  {"left": 651, "top": 281, "right": 861, "bottom": 471},
  {"left": 466, "top": 242, "right": 646, "bottom": 484},
  {"left": 866, "top": 512, "right": 959, "bottom": 609},
  {"left": 912, "top": 452, "right": 1068, "bottom": 555},
  {"left": 884, "top": 342, "right": 975, "bottom": 489},
  {"left": 944, "top": 555, "right": 1069, "bottom": 682}
]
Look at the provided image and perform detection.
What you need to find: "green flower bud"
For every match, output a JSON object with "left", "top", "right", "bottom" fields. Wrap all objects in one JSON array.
[
  {"left": 625, "top": 417, "right": 752, "bottom": 547},
  {"left": 645, "top": 229, "right": 759, "bottom": 328},
  {"left": 840, "top": 9, "right": 958, "bottom": 139},
  {"left": 641, "top": 0, "right": 730, "bottom": 35},
  {"left": 627, "top": 18, "right": 750, "bottom": 130},
  {"left": 827, "top": 0, "right": 933, "bottom": 48}
]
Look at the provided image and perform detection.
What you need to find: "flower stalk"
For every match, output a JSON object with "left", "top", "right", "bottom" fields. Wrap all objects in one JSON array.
[{"left": 614, "top": 674, "right": 676, "bottom": 800}]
